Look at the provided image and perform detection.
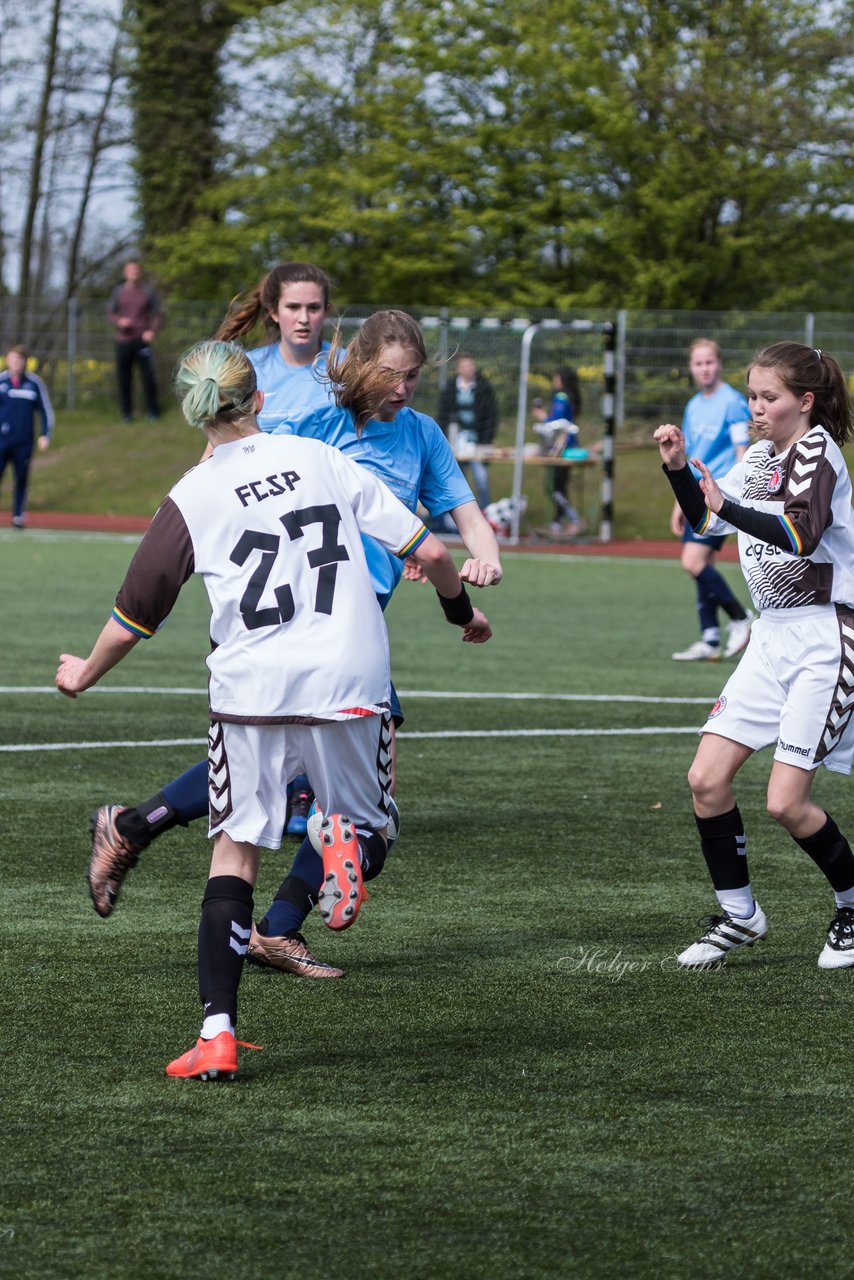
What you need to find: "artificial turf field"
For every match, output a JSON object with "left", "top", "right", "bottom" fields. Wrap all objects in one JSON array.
[{"left": 2, "top": 530, "right": 853, "bottom": 1280}]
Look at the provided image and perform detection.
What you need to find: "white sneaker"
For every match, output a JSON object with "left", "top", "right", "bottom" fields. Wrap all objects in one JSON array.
[
  {"left": 676, "top": 903, "right": 768, "bottom": 967},
  {"left": 671, "top": 640, "right": 721, "bottom": 662},
  {"left": 817, "top": 907, "right": 854, "bottom": 969},
  {"left": 724, "top": 611, "right": 756, "bottom": 659}
]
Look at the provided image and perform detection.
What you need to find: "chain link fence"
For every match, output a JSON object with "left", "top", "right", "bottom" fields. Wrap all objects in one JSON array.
[
  {"left": 2, "top": 296, "right": 850, "bottom": 435},
  {"left": 3, "top": 296, "right": 850, "bottom": 448},
  {"left": 2, "top": 295, "right": 851, "bottom": 540}
]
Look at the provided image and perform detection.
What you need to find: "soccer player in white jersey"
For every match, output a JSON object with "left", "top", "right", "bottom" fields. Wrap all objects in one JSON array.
[
  {"left": 656, "top": 342, "right": 854, "bottom": 970},
  {"left": 88, "top": 263, "right": 335, "bottom": 860},
  {"left": 55, "top": 341, "right": 492, "bottom": 1081},
  {"left": 670, "top": 339, "right": 755, "bottom": 662}
]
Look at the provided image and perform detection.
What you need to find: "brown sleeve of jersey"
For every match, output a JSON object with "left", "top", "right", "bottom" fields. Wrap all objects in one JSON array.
[
  {"left": 783, "top": 447, "right": 836, "bottom": 556},
  {"left": 114, "top": 496, "right": 195, "bottom": 636}
]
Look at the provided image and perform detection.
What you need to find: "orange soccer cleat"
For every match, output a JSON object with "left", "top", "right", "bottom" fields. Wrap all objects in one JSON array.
[
  {"left": 165, "top": 1031, "right": 262, "bottom": 1081},
  {"left": 310, "top": 813, "right": 367, "bottom": 931}
]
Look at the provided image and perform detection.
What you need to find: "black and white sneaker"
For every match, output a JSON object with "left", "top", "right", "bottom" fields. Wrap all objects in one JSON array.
[
  {"left": 676, "top": 903, "right": 768, "bottom": 967},
  {"left": 817, "top": 907, "right": 854, "bottom": 970}
]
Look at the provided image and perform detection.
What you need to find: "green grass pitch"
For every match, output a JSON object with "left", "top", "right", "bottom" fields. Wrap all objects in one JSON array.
[{"left": 1, "top": 530, "right": 852, "bottom": 1279}]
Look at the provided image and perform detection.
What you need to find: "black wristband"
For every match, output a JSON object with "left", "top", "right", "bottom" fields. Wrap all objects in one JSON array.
[{"left": 436, "top": 584, "right": 475, "bottom": 626}]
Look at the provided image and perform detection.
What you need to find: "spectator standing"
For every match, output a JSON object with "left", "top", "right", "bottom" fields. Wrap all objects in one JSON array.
[
  {"left": 437, "top": 355, "right": 498, "bottom": 509},
  {"left": 0, "top": 344, "right": 53, "bottom": 529},
  {"left": 107, "top": 260, "right": 162, "bottom": 422}
]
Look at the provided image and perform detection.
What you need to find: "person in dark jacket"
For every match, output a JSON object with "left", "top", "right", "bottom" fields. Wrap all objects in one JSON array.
[
  {"left": 107, "top": 260, "right": 162, "bottom": 422},
  {"left": 436, "top": 355, "right": 498, "bottom": 509},
  {"left": 0, "top": 344, "right": 53, "bottom": 528}
]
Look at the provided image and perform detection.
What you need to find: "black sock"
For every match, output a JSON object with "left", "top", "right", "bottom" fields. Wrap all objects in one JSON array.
[
  {"left": 115, "top": 792, "right": 184, "bottom": 850},
  {"left": 358, "top": 829, "right": 388, "bottom": 883},
  {"left": 695, "top": 806, "right": 750, "bottom": 890},
  {"left": 795, "top": 814, "right": 854, "bottom": 892},
  {"left": 198, "top": 875, "right": 253, "bottom": 1024}
]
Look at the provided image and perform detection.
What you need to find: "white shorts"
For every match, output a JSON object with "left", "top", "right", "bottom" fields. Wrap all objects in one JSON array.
[
  {"left": 206, "top": 713, "right": 392, "bottom": 848},
  {"left": 701, "top": 605, "right": 854, "bottom": 775}
]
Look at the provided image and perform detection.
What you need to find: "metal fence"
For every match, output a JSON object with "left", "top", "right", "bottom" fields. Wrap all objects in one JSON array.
[
  {"left": 3, "top": 295, "right": 851, "bottom": 542},
  {"left": 2, "top": 296, "right": 850, "bottom": 437}
]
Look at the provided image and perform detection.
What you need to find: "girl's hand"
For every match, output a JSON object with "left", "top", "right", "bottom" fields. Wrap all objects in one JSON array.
[
  {"left": 654, "top": 424, "right": 687, "bottom": 470},
  {"left": 56, "top": 654, "right": 92, "bottom": 699},
  {"left": 692, "top": 457, "right": 724, "bottom": 514},
  {"left": 402, "top": 555, "right": 427, "bottom": 583},
  {"left": 461, "top": 607, "right": 492, "bottom": 643},
  {"left": 460, "top": 558, "right": 502, "bottom": 587}
]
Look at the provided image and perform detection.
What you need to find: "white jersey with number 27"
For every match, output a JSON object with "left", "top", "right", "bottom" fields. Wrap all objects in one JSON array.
[{"left": 113, "top": 433, "right": 429, "bottom": 723}]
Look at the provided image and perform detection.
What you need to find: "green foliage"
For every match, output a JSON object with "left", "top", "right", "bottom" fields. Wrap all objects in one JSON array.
[
  {"left": 128, "top": 0, "right": 265, "bottom": 247},
  {"left": 148, "top": 0, "right": 854, "bottom": 311}
]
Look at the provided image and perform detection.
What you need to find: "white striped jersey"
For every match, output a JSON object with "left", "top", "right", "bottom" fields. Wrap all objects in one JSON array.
[
  {"left": 699, "top": 425, "right": 854, "bottom": 613},
  {"left": 112, "top": 432, "right": 429, "bottom": 723}
]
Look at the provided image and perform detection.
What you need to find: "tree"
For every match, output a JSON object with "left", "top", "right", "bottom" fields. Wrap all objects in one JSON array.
[
  {"left": 0, "top": 0, "right": 135, "bottom": 309},
  {"left": 18, "top": 0, "right": 63, "bottom": 302},
  {"left": 127, "top": 0, "right": 279, "bottom": 256},
  {"left": 554, "top": 0, "right": 854, "bottom": 309},
  {"left": 149, "top": 0, "right": 854, "bottom": 310}
]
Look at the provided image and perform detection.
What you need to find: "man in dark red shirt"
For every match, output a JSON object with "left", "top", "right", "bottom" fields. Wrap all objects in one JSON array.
[{"left": 107, "top": 260, "right": 163, "bottom": 422}]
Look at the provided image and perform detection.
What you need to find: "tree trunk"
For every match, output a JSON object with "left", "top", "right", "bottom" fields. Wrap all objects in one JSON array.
[
  {"left": 19, "top": 0, "right": 63, "bottom": 304},
  {"left": 64, "top": 17, "right": 125, "bottom": 298}
]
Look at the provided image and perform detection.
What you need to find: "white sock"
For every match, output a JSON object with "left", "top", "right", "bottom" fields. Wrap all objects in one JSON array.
[
  {"left": 834, "top": 885, "right": 854, "bottom": 909},
  {"left": 200, "top": 1013, "right": 234, "bottom": 1040},
  {"left": 715, "top": 886, "right": 755, "bottom": 919}
]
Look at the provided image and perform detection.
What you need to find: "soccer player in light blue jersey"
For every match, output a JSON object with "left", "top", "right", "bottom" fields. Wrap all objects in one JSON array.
[
  {"left": 217, "top": 262, "right": 336, "bottom": 829},
  {"left": 247, "top": 309, "right": 501, "bottom": 968},
  {"left": 670, "top": 339, "right": 755, "bottom": 662}
]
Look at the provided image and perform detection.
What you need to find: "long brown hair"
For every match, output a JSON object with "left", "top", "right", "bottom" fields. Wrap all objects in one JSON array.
[
  {"left": 748, "top": 342, "right": 853, "bottom": 446},
  {"left": 215, "top": 262, "right": 332, "bottom": 345},
  {"left": 325, "top": 310, "right": 428, "bottom": 429}
]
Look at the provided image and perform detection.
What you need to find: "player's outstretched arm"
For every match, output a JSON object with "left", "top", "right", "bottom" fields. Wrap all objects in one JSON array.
[
  {"left": 56, "top": 618, "right": 140, "bottom": 699},
  {"left": 410, "top": 532, "right": 493, "bottom": 643},
  {"left": 448, "top": 500, "right": 503, "bottom": 586},
  {"left": 654, "top": 424, "right": 688, "bottom": 471},
  {"left": 410, "top": 532, "right": 470, "bottom": 597}
]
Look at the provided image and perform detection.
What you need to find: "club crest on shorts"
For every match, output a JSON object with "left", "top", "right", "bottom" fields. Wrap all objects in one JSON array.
[
  {"left": 767, "top": 466, "right": 783, "bottom": 494},
  {"left": 707, "top": 695, "right": 727, "bottom": 719}
]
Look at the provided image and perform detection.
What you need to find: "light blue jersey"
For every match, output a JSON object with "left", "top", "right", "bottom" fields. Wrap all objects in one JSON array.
[
  {"left": 248, "top": 341, "right": 332, "bottom": 434},
  {"left": 682, "top": 382, "right": 751, "bottom": 479},
  {"left": 272, "top": 403, "right": 474, "bottom": 604}
]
